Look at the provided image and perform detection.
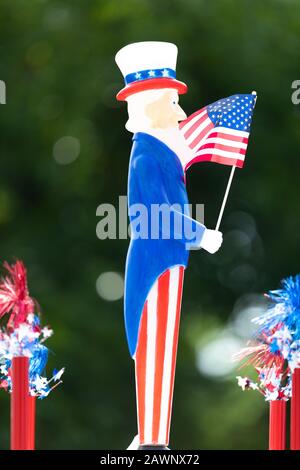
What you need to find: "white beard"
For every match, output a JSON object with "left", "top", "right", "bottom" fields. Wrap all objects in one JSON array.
[{"left": 139, "top": 127, "right": 195, "bottom": 170}]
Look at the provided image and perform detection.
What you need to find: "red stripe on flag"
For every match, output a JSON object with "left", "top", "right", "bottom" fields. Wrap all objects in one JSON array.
[
  {"left": 186, "top": 154, "right": 244, "bottom": 169},
  {"left": 200, "top": 142, "right": 246, "bottom": 155},
  {"left": 210, "top": 155, "right": 244, "bottom": 167},
  {"left": 190, "top": 122, "right": 214, "bottom": 149},
  {"left": 152, "top": 270, "right": 170, "bottom": 444},
  {"left": 182, "top": 112, "right": 208, "bottom": 140},
  {"left": 135, "top": 302, "right": 148, "bottom": 444},
  {"left": 208, "top": 131, "right": 248, "bottom": 144},
  {"left": 165, "top": 267, "right": 184, "bottom": 444}
]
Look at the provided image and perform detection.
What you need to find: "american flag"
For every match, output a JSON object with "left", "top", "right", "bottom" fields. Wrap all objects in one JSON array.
[{"left": 179, "top": 93, "right": 256, "bottom": 170}]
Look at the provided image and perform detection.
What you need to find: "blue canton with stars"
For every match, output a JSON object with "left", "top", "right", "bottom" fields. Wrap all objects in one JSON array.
[
  {"left": 125, "top": 68, "right": 176, "bottom": 85},
  {"left": 207, "top": 94, "right": 256, "bottom": 132}
]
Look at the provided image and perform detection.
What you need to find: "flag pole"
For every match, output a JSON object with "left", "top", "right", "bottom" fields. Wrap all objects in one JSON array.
[{"left": 215, "top": 165, "right": 236, "bottom": 231}]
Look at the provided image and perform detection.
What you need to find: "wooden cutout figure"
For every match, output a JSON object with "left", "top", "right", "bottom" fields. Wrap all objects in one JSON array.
[{"left": 115, "top": 41, "right": 223, "bottom": 450}]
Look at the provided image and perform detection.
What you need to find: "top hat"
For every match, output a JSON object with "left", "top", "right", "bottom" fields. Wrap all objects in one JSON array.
[{"left": 115, "top": 41, "right": 188, "bottom": 101}]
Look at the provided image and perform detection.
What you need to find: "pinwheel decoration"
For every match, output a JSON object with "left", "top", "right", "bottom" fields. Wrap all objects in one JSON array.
[
  {"left": 0, "top": 260, "right": 64, "bottom": 450},
  {"left": 235, "top": 275, "right": 300, "bottom": 450}
]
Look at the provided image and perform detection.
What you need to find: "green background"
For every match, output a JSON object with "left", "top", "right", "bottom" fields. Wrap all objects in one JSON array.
[{"left": 0, "top": 0, "right": 299, "bottom": 449}]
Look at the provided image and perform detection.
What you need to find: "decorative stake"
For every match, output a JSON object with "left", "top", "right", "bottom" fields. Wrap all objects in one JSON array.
[
  {"left": 115, "top": 41, "right": 257, "bottom": 449},
  {"left": 235, "top": 274, "right": 300, "bottom": 451},
  {"left": 0, "top": 260, "right": 64, "bottom": 450},
  {"left": 28, "top": 395, "right": 36, "bottom": 450},
  {"left": 269, "top": 400, "right": 286, "bottom": 450},
  {"left": 11, "top": 356, "right": 30, "bottom": 450},
  {"left": 291, "top": 368, "right": 300, "bottom": 450}
]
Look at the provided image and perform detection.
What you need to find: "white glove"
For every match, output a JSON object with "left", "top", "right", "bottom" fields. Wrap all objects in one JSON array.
[{"left": 200, "top": 229, "right": 223, "bottom": 254}]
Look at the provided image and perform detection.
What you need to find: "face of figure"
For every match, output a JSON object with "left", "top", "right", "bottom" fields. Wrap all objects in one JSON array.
[{"left": 145, "top": 89, "right": 187, "bottom": 129}]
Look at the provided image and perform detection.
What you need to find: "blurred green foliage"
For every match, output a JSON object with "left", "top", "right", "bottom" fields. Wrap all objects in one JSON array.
[{"left": 0, "top": 0, "right": 299, "bottom": 449}]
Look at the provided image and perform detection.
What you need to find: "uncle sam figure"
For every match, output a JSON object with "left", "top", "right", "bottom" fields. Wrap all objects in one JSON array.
[{"left": 115, "top": 42, "right": 223, "bottom": 450}]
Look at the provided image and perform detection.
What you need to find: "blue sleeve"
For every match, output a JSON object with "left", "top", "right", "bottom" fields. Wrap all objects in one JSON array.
[{"left": 131, "top": 154, "right": 205, "bottom": 249}]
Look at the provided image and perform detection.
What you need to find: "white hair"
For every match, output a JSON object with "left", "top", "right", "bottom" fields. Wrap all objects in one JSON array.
[{"left": 125, "top": 88, "right": 175, "bottom": 133}]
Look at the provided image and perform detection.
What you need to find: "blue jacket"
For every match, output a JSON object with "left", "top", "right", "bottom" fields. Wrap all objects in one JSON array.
[{"left": 125, "top": 132, "right": 205, "bottom": 357}]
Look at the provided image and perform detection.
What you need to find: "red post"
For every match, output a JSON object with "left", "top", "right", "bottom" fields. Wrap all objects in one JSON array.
[
  {"left": 269, "top": 400, "right": 286, "bottom": 450},
  {"left": 291, "top": 368, "right": 300, "bottom": 450},
  {"left": 10, "top": 356, "right": 30, "bottom": 450},
  {"left": 27, "top": 395, "right": 36, "bottom": 450}
]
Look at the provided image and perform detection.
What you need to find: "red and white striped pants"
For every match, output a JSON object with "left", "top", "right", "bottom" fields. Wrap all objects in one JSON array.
[{"left": 134, "top": 265, "right": 185, "bottom": 446}]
